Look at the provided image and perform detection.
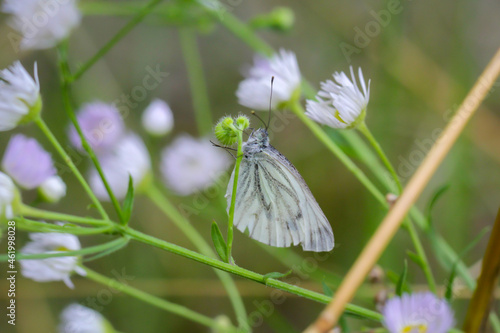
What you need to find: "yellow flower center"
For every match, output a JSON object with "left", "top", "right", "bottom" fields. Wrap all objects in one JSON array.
[{"left": 401, "top": 324, "right": 427, "bottom": 333}]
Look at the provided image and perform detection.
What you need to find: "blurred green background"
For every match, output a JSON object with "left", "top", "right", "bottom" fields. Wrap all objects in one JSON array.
[{"left": 1, "top": 0, "right": 500, "bottom": 332}]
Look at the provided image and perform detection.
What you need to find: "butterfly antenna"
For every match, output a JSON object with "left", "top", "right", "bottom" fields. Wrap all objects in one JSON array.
[
  {"left": 267, "top": 76, "right": 274, "bottom": 130},
  {"left": 251, "top": 111, "right": 267, "bottom": 128}
]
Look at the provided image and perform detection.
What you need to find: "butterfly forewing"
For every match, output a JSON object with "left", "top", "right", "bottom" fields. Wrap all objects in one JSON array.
[{"left": 226, "top": 130, "right": 334, "bottom": 252}]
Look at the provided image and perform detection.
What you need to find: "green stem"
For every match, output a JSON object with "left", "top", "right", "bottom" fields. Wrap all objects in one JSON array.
[
  {"left": 34, "top": 118, "right": 109, "bottom": 220},
  {"left": 20, "top": 204, "right": 112, "bottom": 226},
  {"left": 0, "top": 237, "right": 129, "bottom": 261},
  {"left": 145, "top": 184, "right": 249, "bottom": 331},
  {"left": 288, "top": 102, "right": 386, "bottom": 205},
  {"left": 179, "top": 27, "right": 214, "bottom": 135},
  {"left": 227, "top": 131, "right": 244, "bottom": 263},
  {"left": 15, "top": 218, "right": 114, "bottom": 235},
  {"left": 58, "top": 43, "right": 125, "bottom": 223},
  {"left": 122, "top": 226, "right": 383, "bottom": 322},
  {"left": 82, "top": 266, "right": 222, "bottom": 330},
  {"left": 357, "top": 122, "right": 402, "bottom": 193},
  {"left": 71, "top": 0, "right": 165, "bottom": 82},
  {"left": 357, "top": 122, "right": 437, "bottom": 292}
]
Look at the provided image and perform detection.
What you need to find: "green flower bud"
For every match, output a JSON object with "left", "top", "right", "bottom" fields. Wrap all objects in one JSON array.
[
  {"left": 235, "top": 115, "right": 250, "bottom": 131},
  {"left": 214, "top": 116, "right": 238, "bottom": 146},
  {"left": 250, "top": 7, "right": 295, "bottom": 32}
]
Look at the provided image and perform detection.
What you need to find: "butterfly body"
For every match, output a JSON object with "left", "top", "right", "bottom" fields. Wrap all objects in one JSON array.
[{"left": 226, "top": 128, "right": 334, "bottom": 252}]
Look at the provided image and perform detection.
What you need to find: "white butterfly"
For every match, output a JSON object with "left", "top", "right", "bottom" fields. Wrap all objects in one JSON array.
[{"left": 225, "top": 128, "right": 334, "bottom": 252}]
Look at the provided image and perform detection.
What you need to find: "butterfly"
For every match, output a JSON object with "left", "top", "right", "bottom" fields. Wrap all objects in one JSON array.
[{"left": 225, "top": 127, "right": 334, "bottom": 252}]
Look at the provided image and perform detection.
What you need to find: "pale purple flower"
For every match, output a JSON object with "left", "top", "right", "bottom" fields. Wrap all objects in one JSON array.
[
  {"left": 89, "top": 133, "right": 151, "bottom": 200},
  {"left": 69, "top": 102, "right": 125, "bottom": 153},
  {"left": 306, "top": 67, "right": 370, "bottom": 129},
  {"left": 160, "top": 135, "right": 230, "bottom": 196},
  {"left": 0, "top": 172, "right": 16, "bottom": 219},
  {"left": 0, "top": 61, "right": 40, "bottom": 131},
  {"left": 382, "top": 292, "right": 455, "bottom": 333},
  {"left": 236, "top": 49, "right": 301, "bottom": 110},
  {"left": 2, "top": 134, "right": 56, "bottom": 189},
  {"left": 141, "top": 99, "right": 174, "bottom": 136},
  {"left": 2, "top": 0, "right": 81, "bottom": 51},
  {"left": 59, "top": 304, "right": 109, "bottom": 333},
  {"left": 20, "top": 232, "right": 86, "bottom": 289}
]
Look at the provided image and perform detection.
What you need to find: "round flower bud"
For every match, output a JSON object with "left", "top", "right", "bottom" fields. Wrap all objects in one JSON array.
[
  {"left": 235, "top": 115, "right": 250, "bottom": 131},
  {"left": 214, "top": 117, "right": 238, "bottom": 146},
  {"left": 39, "top": 176, "right": 67, "bottom": 203},
  {"left": 250, "top": 7, "right": 295, "bottom": 32}
]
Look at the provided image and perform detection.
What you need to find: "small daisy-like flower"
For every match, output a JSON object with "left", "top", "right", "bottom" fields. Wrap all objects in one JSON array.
[
  {"left": 2, "top": 0, "right": 81, "bottom": 51},
  {"left": 160, "top": 135, "right": 230, "bottom": 196},
  {"left": 0, "top": 61, "right": 41, "bottom": 131},
  {"left": 0, "top": 172, "right": 17, "bottom": 220},
  {"left": 39, "top": 175, "right": 67, "bottom": 203},
  {"left": 2, "top": 134, "right": 56, "bottom": 189},
  {"left": 382, "top": 292, "right": 455, "bottom": 333},
  {"left": 306, "top": 67, "right": 370, "bottom": 129},
  {"left": 89, "top": 133, "right": 151, "bottom": 200},
  {"left": 59, "top": 303, "right": 112, "bottom": 333},
  {"left": 69, "top": 102, "right": 125, "bottom": 153},
  {"left": 236, "top": 49, "right": 301, "bottom": 110},
  {"left": 20, "top": 232, "right": 86, "bottom": 289},
  {"left": 141, "top": 99, "right": 174, "bottom": 136}
]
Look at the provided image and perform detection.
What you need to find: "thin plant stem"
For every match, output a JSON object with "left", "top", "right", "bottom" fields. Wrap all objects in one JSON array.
[
  {"left": 15, "top": 218, "right": 114, "bottom": 235},
  {"left": 463, "top": 208, "right": 500, "bottom": 331},
  {"left": 357, "top": 122, "right": 437, "bottom": 292},
  {"left": 34, "top": 117, "right": 109, "bottom": 220},
  {"left": 307, "top": 46, "right": 500, "bottom": 331},
  {"left": 357, "top": 121, "right": 402, "bottom": 193},
  {"left": 0, "top": 237, "right": 129, "bottom": 261},
  {"left": 145, "top": 184, "right": 249, "bottom": 331},
  {"left": 58, "top": 43, "right": 125, "bottom": 223},
  {"left": 288, "top": 102, "right": 386, "bottom": 205},
  {"left": 70, "top": 0, "right": 165, "bottom": 82},
  {"left": 227, "top": 130, "right": 244, "bottom": 263},
  {"left": 20, "top": 204, "right": 112, "bottom": 226},
  {"left": 121, "top": 226, "right": 383, "bottom": 322},
  {"left": 179, "top": 27, "right": 214, "bottom": 135},
  {"left": 82, "top": 266, "right": 223, "bottom": 330}
]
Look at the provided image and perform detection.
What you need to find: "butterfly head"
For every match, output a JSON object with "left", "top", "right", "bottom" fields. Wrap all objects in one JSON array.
[{"left": 243, "top": 128, "right": 269, "bottom": 155}]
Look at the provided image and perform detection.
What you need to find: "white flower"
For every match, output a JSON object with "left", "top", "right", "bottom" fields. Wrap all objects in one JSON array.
[
  {"left": 39, "top": 175, "right": 67, "bottom": 202},
  {"left": 236, "top": 49, "right": 301, "bottom": 110},
  {"left": 2, "top": 0, "right": 81, "bottom": 51},
  {"left": 141, "top": 99, "right": 174, "bottom": 136},
  {"left": 306, "top": 67, "right": 370, "bottom": 129},
  {"left": 0, "top": 172, "right": 16, "bottom": 220},
  {"left": 59, "top": 304, "right": 110, "bottom": 333},
  {"left": 0, "top": 61, "right": 40, "bottom": 131},
  {"left": 160, "top": 135, "right": 230, "bottom": 196},
  {"left": 89, "top": 133, "right": 151, "bottom": 200},
  {"left": 20, "top": 232, "right": 86, "bottom": 289}
]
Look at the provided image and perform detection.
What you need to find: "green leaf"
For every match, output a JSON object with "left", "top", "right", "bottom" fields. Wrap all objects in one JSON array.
[
  {"left": 396, "top": 260, "right": 408, "bottom": 296},
  {"left": 211, "top": 220, "right": 228, "bottom": 262},
  {"left": 263, "top": 270, "right": 292, "bottom": 284},
  {"left": 445, "top": 227, "right": 490, "bottom": 301},
  {"left": 339, "top": 315, "right": 350, "bottom": 332},
  {"left": 121, "top": 175, "right": 135, "bottom": 224},
  {"left": 426, "top": 184, "right": 450, "bottom": 229},
  {"left": 322, "top": 280, "right": 334, "bottom": 297},
  {"left": 406, "top": 250, "right": 424, "bottom": 268}
]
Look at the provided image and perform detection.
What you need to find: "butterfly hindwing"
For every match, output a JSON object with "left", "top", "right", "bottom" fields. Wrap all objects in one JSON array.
[{"left": 226, "top": 144, "right": 334, "bottom": 252}]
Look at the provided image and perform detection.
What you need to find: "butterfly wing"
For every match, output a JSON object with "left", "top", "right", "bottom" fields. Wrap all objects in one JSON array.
[{"left": 225, "top": 145, "right": 334, "bottom": 252}]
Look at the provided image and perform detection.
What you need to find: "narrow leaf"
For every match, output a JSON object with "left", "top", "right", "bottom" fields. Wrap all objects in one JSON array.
[
  {"left": 406, "top": 250, "right": 424, "bottom": 268},
  {"left": 263, "top": 270, "right": 292, "bottom": 284},
  {"left": 121, "top": 175, "right": 135, "bottom": 224},
  {"left": 426, "top": 184, "right": 450, "bottom": 228},
  {"left": 396, "top": 260, "right": 408, "bottom": 296},
  {"left": 211, "top": 220, "right": 228, "bottom": 262},
  {"left": 322, "top": 280, "right": 333, "bottom": 297}
]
